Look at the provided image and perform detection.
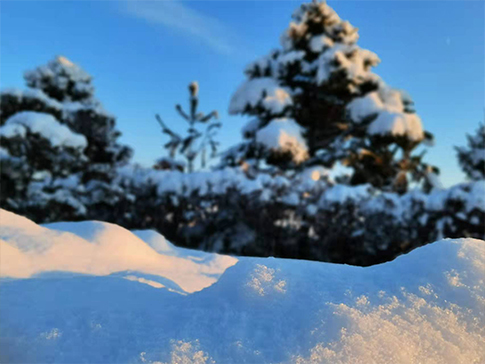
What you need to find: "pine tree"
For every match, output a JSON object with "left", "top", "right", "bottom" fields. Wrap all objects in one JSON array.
[
  {"left": 154, "top": 82, "right": 220, "bottom": 173},
  {"left": 0, "top": 56, "right": 132, "bottom": 221},
  {"left": 456, "top": 123, "right": 485, "bottom": 180},
  {"left": 225, "top": 1, "right": 434, "bottom": 191},
  {"left": 0, "top": 110, "right": 87, "bottom": 219}
]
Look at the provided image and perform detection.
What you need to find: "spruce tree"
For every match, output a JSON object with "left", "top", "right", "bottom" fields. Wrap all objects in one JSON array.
[
  {"left": 154, "top": 82, "right": 220, "bottom": 172},
  {"left": 0, "top": 56, "right": 132, "bottom": 221},
  {"left": 456, "top": 123, "right": 485, "bottom": 180},
  {"left": 225, "top": 1, "right": 434, "bottom": 191},
  {"left": 0, "top": 111, "right": 87, "bottom": 219}
]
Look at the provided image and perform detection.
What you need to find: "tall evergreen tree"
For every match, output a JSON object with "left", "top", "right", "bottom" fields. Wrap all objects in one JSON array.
[
  {"left": 456, "top": 123, "right": 485, "bottom": 180},
  {"left": 0, "top": 56, "right": 132, "bottom": 221},
  {"left": 225, "top": 1, "right": 434, "bottom": 191}
]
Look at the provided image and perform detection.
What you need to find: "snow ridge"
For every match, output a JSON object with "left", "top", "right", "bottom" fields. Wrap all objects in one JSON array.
[{"left": 0, "top": 209, "right": 484, "bottom": 363}]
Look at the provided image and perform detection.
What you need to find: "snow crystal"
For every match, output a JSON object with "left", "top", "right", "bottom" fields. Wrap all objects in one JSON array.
[
  {"left": 246, "top": 264, "right": 287, "bottom": 296},
  {"left": 40, "top": 328, "right": 62, "bottom": 340},
  {"left": 1, "top": 111, "right": 87, "bottom": 149},
  {"left": 159, "top": 340, "right": 215, "bottom": 364}
]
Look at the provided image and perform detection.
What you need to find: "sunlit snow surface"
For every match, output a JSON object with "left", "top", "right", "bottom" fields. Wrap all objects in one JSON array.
[{"left": 1, "top": 209, "right": 484, "bottom": 364}]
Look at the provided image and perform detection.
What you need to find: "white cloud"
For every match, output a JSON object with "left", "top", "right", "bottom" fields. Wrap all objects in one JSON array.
[{"left": 120, "top": 0, "right": 246, "bottom": 56}]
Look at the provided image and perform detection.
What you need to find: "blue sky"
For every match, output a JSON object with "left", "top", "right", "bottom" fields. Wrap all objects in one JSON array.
[{"left": 1, "top": 0, "right": 483, "bottom": 186}]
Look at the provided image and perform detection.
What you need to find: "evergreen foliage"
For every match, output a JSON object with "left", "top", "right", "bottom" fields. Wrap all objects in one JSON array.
[
  {"left": 154, "top": 82, "right": 220, "bottom": 172},
  {"left": 456, "top": 123, "right": 485, "bottom": 181},
  {"left": 225, "top": 1, "right": 435, "bottom": 192},
  {"left": 0, "top": 56, "right": 132, "bottom": 221}
]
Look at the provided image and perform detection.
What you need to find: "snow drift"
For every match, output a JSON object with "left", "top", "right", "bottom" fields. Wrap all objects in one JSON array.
[
  {"left": 0, "top": 209, "right": 237, "bottom": 293},
  {"left": 0, "top": 209, "right": 484, "bottom": 363}
]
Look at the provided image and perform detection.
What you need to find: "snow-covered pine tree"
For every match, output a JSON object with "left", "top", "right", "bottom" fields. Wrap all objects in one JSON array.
[
  {"left": 0, "top": 56, "right": 132, "bottom": 221},
  {"left": 456, "top": 123, "right": 485, "bottom": 180},
  {"left": 0, "top": 110, "right": 88, "bottom": 220},
  {"left": 154, "top": 82, "right": 220, "bottom": 172},
  {"left": 225, "top": 1, "right": 434, "bottom": 191}
]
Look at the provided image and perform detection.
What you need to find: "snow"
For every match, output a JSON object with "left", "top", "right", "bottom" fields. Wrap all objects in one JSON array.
[
  {"left": 298, "top": 166, "right": 329, "bottom": 182},
  {"left": 471, "top": 148, "right": 485, "bottom": 164},
  {"left": 26, "top": 178, "right": 88, "bottom": 216},
  {"left": 360, "top": 180, "right": 485, "bottom": 226},
  {"left": 241, "top": 118, "right": 261, "bottom": 136},
  {"left": 0, "top": 209, "right": 237, "bottom": 293},
  {"left": 229, "top": 78, "right": 292, "bottom": 115},
  {"left": 116, "top": 165, "right": 483, "bottom": 227},
  {"left": 464, "top": 180, "right": 485, "bottom": 213},
  {"left": 314, "top": 44, "right": 380, "bottom": 90},
  {"left": 276, "top": 50, "right": 305, "bottom": 65},
  {"left": 62, "top": 99, "right": 114, "bottom": 120},
  {"left": 24, "top": 55, "right": 94, "bottom": 99},
  {"left": 347, "top": 88, "right": 425, "bottom": 141},
  {"left": 256, "top": 118, "right": 309, "bottom": 163},
  {"left": 320, "top": 183, "right": 372, "bottom": 205},
  {"left": 0, "top": 147, "right": 12, "bottom": 159},
  {"left": 309, "top": 34, "right": 334, "bottom": 53},
  {"left": 368, "top": 111, "right": 424, "bottom": 141},
  {"left": 1, "top": 87, "right": 62, "bottom": 110},
  {"left": 347, "top": 92, "right": 383, "bottom": 121},
  {"left": 280, "top": 3, "right": 382, "bottom": 91},
  {"left": 0, "top": 111, "right": 87, "bottom": 149},
  {"left": 1, "top": 209, "right": 484, "bottom": 363},
  {"left": 0, "top": 123, "right": 26, "bottom": 138},
  {"left": 426, "top": 180, "right": 485, "bottom": 214},
  {"left": 118, "top": 164, "right": 305, "bottom": 201},
  {"left": 244, "top": 54, "right": 276, "bottom": 76},
  {"left": 425, "top": 170, "right": 443, "bottom": 190}
]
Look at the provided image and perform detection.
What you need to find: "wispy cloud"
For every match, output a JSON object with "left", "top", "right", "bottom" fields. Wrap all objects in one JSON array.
[{"left": 120, "top": 0, "right": 248, "bottom": 57}]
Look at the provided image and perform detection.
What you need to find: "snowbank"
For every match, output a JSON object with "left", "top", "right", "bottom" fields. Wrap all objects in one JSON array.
[
  {"left": 0, "top": 209, "right": 236, "bottom": 293},
  {"left": 0, "top": 209, "right": 484, "bottom": 363}
]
